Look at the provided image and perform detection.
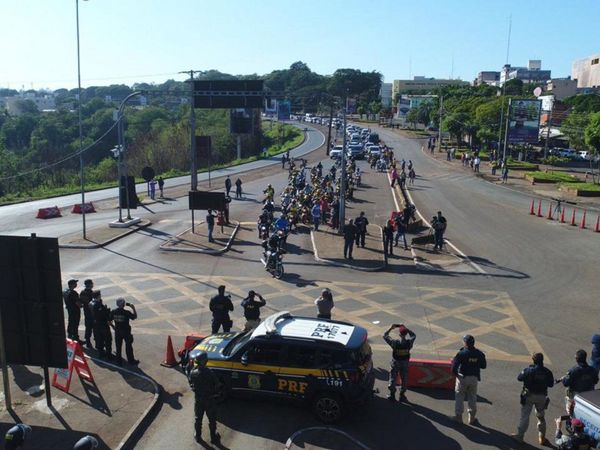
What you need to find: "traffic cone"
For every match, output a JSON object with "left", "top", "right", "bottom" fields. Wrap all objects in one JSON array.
[
  {"left": 560, "top": 208, "right": 565, "bottom": 223},
  {"left": 581, "top": 210, "right": 587, "bottom": 229},
  {"left": 537, "top": 200, "right": 542, "bottom": 217},
  {"left": 529, "top": 199, "right": 535, "bottom": 215},
  {"left": 546, "top": 203, "right": 553, "bottom": 220},
  {"left": 160, "top": 335, "right": 178, "bottom": 368},
  {"left": 595, "top": 216, "right": 600, "bottom": 232},
  {"left": 571, "top": 209, "right": 576, "bottom": 226}
]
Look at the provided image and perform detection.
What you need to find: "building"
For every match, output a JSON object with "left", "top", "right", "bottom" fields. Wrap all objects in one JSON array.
[
  {"left": 392, "top": 77, "right": 468, "bottom": 102},
  {"left": 396, "top": 94, "right": 437, "bottom": 119},
  {"left": 474, "top": 71, "right": 500, "bottom": 86},
  {"left": 545, "top": 77, "right": 577, "bottom": 101},
  {"left": 500, "top": 60, "right": 551, "bottom": 85},
  {"left": 379, "top": 83, "right": 392, "bottom": 107},
  {"left": 572, "top": 53, "right": 600, "bottom": 88}
]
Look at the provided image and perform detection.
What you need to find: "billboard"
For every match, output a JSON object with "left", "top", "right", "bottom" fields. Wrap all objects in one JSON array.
[
  {"left": 193, "top": 80, "right": 264, "bottom": 109},
  {"left": 507, "top": 99, "right": 542, "bottom": 144},
  {"left": 277, "top": 100, "right": 291, "bottom": 121},
  {"left": 265, "top": 98, "right": 277, "bottom": 117},
  {"left": 230, "top": 109, "right": 253, "bottom": 134},
  {"left": 346, "top": 98, "right": 357, "bottom": 114}
]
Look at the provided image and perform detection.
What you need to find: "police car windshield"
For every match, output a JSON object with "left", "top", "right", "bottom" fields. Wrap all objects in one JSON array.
[{"left": 223, "top": 332, "right": 252, "bottom": 356}]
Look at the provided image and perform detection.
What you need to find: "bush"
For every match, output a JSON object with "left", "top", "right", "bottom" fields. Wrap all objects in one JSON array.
[
  {"left": 541, "top": 156, "right": 570, "bottom": 166},
  {"left": 524, "top": 171, "right": 579, "bottom": 183}
]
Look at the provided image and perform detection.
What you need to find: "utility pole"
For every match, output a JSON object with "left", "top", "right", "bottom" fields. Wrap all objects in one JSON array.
[
  {"left": 338, "top": 95, "right": 348, "bottom": 233},
  {"left": 437, "top": 95, "right": 443, "bottom": 152},
  {"left": 179, "top": 69, "right": 202, "bottom": 191},
  {"left": 503, "top": 98, "right": 512, "bottom": 162},
  {"left": 326, "top": 100, "right": 334, "bottom": 155},
  {"left": 544, "top": 100, "right": 553, "bottom": 159},
  {"left": 75, "top": 0, "right": 86, "bottom": 239}
]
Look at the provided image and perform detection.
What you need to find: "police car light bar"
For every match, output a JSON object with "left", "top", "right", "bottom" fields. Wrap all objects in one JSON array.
[{"left": 264, "top": 311, "right": 292, "bottom": 335}]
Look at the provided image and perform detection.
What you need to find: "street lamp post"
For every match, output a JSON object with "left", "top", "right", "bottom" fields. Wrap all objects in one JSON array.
[
  {"left": 338, "top": 96, "right": 348, "bottom": 233},
  {"left": 75, "top": 0, "right": 87, "bottom": 238}
]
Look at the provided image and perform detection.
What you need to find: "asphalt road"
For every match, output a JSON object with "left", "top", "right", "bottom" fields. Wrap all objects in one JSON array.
[{"left": 5, "top": 122, "right": 600, "bottom": 449}]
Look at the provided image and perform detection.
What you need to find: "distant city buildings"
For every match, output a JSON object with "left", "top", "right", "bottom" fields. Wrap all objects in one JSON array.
[
  {"left": 572, "top": 53, "right": 600, "bottom": 89},
  {"left": 544, "top": 77, "right": 577, "bottom": 101},
  {"left": 392, "top": 76, "right": 469, "bottom": 101},
  {"left": 2, "top": 92, "right": 56, "bottom": 114},
  {"left": 396, "top": 94, "right": 436, "bottom": 118},
  {"left": 474, "top": 71, "right": 501, "bottom": 86},
  {"left": 500, "top": 60, "right": 551, "bottom": 85},
  {"left": 379, "top": 83, "right": 392, "bottom": 107}
]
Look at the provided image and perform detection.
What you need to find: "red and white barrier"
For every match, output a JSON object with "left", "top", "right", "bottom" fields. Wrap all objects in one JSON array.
[
  {"left": 36, "top": 206, "right": 62, "bottom": 219},
  {"left": 397, "top": 358, "right": 456, "bottom": 390},
  {"left": 71, "top": 202, "right": 96, "bottom": 214}
]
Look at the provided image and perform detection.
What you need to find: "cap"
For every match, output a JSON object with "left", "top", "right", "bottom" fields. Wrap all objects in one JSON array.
[
  {"left": 84, "top": 279, "right": 93, "bottom": 286},
  {"left": 116, "top": 298, "right": 126, "bottom": 308},
  {"left": 73, "top": 435, "right": 99, "bottom": 450},
  {"left": 571, "top": 418, "right": 584, "bottom": 430},
  {"left": 248, "top": 290, "right": 255, "bottom": 296},
  {"left": 68, "top": 279, "right": 78, "bottom": 285},
  {"left": 463, "top": 335, "right": 475, "bottom": 346},
  {"left": 398, "top": 325, "right": 408, "bottom": 336}
]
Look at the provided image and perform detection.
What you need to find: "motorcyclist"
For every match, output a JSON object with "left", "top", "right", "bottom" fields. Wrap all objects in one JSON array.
[
  {"left": 263, "top": 184, "right": 274, "bottom": 202},
  {"left": 554, "top": 418, "right": 595, "bottom": 449},
  {"left": 274, "top": 215, "right": 289, "bottom": 247},
  {"left": 263, "top": 200, "right": 275, "bottom": 216},
  {"left": 257, "top": 210, "right": 271, "bottom": 238}
]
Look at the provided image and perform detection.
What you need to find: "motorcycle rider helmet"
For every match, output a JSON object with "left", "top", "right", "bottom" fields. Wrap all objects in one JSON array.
[{"left": 571, "top": 418, "right": 584, "bottom": 432}]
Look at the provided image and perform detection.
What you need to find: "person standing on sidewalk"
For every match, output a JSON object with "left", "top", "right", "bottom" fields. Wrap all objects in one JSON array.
[
  {"left": 225, "top": 176, "right": 232, "bottom": 197},
  {"left": 451, "top": 334, "right": 487, "bottom": 425},
  {"left": 315, "top": 289, "right": 334, "bottom": 319},
  {"left": 241, "top": 290, "right": 266, "bottom": 332},
  {"left": 384, "top": 324, "right": 416, "bottom": 402},
  {"left": 394, "top": 214, "right": 408, "bottom": 250},
  {"left": 342, "top": 219, "right": 357, "bottom": 260},
  {"left": 206, "top": 209, "right": 215, "bottom": 243},
  {"left": 63, "top": 279, "right": 82, "bottom": 343},
  {"left": 91, "top": 290, "right": 113, "bottom": 360},
  {"left": 390, "top": 167, "right": 398, "bottom": 187},
  {"left": 110, "top": 298, "right": 139, "bottom": 366},
  {"left": 188, "top": 352, "right": 222, "bottom": 445},
  {"left": 158, "top": 176, "right": 165, "bottom": 197},
  {"left": 209, "top": 285, "right": 234, "bottom": 334},
  {"left": 79, "top": 279, "right": 96, "bottom": 348},
  {"left": 311, "top": 202, "right": 321, "bottom": 231},
  {"left": 354, "top": 212, "right": 369, "bottom": 248},
  {"left": 383, "top": 220, "right": 395, "bottom": 256},
  {"left": 502, "top": 165, "right": 509, "bottom": 183},
  {"left": 511, "top": 353, "right": 554, "bottom": 445},
  {"left": 408, "top": 168, "right": 416, "bottom": 186},
  {"left": 432, "top": 211, "right": 447, "bottom": 251},
  {"left": 235, "top": 177, "right": 243, "bottom": 199},
  {"left": 149, "top": 178, "right": 157, "bottom": 200}
]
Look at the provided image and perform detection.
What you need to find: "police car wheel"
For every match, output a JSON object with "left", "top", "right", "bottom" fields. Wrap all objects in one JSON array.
[{"left": 313, "top": 392, "right": 344, "bottom": 423}]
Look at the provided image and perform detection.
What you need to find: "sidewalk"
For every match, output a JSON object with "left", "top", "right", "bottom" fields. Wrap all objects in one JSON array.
[
  {"left": 59, "top": 220, "right": 152, "bottom": 249},
  {"left": 0, "top": 358, "right": 158, "bottom": 450}
]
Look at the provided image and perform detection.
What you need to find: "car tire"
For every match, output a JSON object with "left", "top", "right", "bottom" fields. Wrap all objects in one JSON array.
[{"left": 312, "top": 392, "right": 344, "bottom": 423}]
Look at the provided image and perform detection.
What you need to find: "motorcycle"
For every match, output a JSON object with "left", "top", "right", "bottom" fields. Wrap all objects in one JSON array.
[
  {"left": 258, "top": 222, "right": 271, "bottom": 240},
  {"left": 353, "top": 172, "right": 361, "bottom": 187},
  {"left": 261, "top": 247, "right": 285, "bottom": 279}
]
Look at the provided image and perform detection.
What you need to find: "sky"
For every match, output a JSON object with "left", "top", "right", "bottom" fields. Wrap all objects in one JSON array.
[{"left": 1, "top": 0, "right": 599, "bottom": 91}]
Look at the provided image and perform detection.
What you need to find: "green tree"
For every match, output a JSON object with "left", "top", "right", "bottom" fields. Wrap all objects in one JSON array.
[
  {"left": 504, "top": 79, "right": 524, "bottom": 96},
  {"left": 443, "top": 112, "right": 469, "bottom": 144},
  {"left": 561, "top": 112, "right": 590, "bottom": 150},
  {"left": 406, "top": 108, "right": 418, "bottom": 129},
  {"left": 584, "top": 111, "right": 600, "bottom": 154}
]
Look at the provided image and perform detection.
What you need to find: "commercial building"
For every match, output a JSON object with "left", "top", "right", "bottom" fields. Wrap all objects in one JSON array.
[
  {"left": 572, "top": 53, "right": 600, "bottom": 88},
  {"left": 396, "top": 94, "right": 436, "bottom": 119},
  {"left": 392, "top": 76, "right": 468, "bottom": 101},
  {"left": 500, "top": 60, "right": 551, "bottom": 85},
  {"left": 3, "top": 93, "right": 56, "bottom": 114},
  {"left": 544, "top": 78, "right": 577, "bottom": 101},
  {"left": 379, "top": 83, "right": 392, "bottom": 107},
  {"left": 474, "top": 71, "right": 500, "bottom": 86}
]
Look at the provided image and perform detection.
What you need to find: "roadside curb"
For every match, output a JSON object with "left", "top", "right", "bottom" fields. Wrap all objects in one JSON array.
[
  {"left": 58, "top": 220, "right": 152, "bottom": 249},
  {"left": 160, "top": 221, "right": 240, "bottom": 254},
  {"left": 83, "top": 355, "right": 161, "bottom": 450},
  {"left": 309, "top": 226, "right": 386, "bottom": 272}
]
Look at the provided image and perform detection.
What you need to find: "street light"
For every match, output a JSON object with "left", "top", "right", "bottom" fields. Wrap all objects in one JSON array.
[{"left": 75, "top": 0, "right": 88, "bottom": 238}]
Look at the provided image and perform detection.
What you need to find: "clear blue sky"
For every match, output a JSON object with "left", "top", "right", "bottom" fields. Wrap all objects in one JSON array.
[{"left": 2, "top": 0, "right": 598, "bottom": 91}]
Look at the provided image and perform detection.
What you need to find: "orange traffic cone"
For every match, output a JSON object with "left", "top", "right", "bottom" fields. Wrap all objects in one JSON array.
[
  {"left": 537, "top": 200, "right": 542, "bottom": 217},
  {"left": 581, "top": 210, "right": 587, "bottom": 229},
  {"left": 546, "top": 203, "right": 553, "bottom": 220},
  {"left": 595, "top": 216, "right": 600, "bottom": 233},
  {"left": 570, "top": 209, "right": 577, "bottom": 226},
  {"left": 529, "top": 199, "right": 535, "bottom": 215},
  {"left": 560, "top": 208, "right": 565, "bottom": 223},
  {"left": 160, "top": 335, "right": 178, "bottom": 368}
]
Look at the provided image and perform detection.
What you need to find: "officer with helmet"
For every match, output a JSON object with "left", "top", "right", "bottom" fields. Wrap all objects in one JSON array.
[
  {"left": 511, "top": 352, "right": 555, "bottom": 445},
  {"left": 554, "top": 417, "right": 595, "bottom": 449},
  {"left": 560, "top": 349, "right": 598, "bottom": 415},
  {"left": 188, "top": 351, "right": 222, "bottom": 444},
  {"left": 451, "top": 334, "right": 487, "bottom": 424},
  {"left": 3, "top": 424, "right": 31, "bottom": 450},
  {"left": 383, "top": 323, "right": 416, "bottom": 402}
]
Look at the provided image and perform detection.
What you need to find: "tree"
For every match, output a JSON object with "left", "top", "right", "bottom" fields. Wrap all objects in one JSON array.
[
  {"left": 561, "top": 112, "right": 590, "bottom": 150},
  {"left": 443, "top": 112, "right": 469, "bottom": 144},
  {"left": 406, "top": 108, "right": 418, "bottom": 129},
  {"left": 504, "top": 79, "right": 524, "bottom": 96},
  {"left": 584, "top": 111, "right": 600, "bottom": 154}
]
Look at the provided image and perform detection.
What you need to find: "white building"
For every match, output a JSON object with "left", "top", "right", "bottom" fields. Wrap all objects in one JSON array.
[{"left": 572, "top": 54, "right": 600, "bottom": 88}]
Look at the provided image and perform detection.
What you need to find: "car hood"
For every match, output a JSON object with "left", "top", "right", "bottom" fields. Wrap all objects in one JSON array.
[{"left": 189, "top": 332, "right": 240, "bottom": 361}]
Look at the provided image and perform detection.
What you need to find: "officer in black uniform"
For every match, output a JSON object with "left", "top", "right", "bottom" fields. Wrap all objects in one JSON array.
[
  {"left": 241, "top": 290, "right": 266, "bottom": 332},
  {"left": 63, "top": 279, "right": 82, "bottom": 342},
  {"left": 511, "top": 352, "right": 555, "bottom": 445},
  {"left": 79, "top": 279, "right": 96, "bottom": 348},
  {"left": 383, "top": 324, "right": 416, "bottom": 402},
  {"left": 209, "top": 285, "right": 234, "bottom": 334},
  {"left": 561, "top": 349, "right": 599, "bottom": 414},
  {"left": 91, "top": 291, "right": 113, "bottom": 359},
  {"left": 188, "top": 352, "right": 221, "bottom": 444},
  {"left": 354, "top": 212, "right": 369, "bottom": 248},
  {"left": 451, "top": 334, "right": 487, "bottom": 424},
  {"left": 109, "top": 298, "right": 138, "bottom": 366}
]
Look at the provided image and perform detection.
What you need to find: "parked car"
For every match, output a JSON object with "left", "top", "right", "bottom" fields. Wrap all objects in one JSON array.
[
  {"left": 558, "top": 149, "right": 578, "bottom": 159},
  {"left": 366, "top": 145, "right": 381, "bottom": 157},
  {"left": 347, "top": 144, "right": 365, "bottom": 159},
  {"left": 330, "top": 145, "right": 344, "bottom": 159}
]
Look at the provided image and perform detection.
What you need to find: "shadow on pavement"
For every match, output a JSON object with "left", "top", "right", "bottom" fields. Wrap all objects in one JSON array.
[
  {"left": 67, "top": 375, "right": 111, "bottom": 416},
  {"left": 9, "top": 365, "right": 44, "bottom": 398},
  {"left": 0, "top": 426, "right": 108, "bottom": 450}
]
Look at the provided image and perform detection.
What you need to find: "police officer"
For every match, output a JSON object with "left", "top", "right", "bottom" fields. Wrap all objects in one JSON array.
[
  {"left": 91, "top": 291, "right": 113, "bottom": 360},
  {"left": 4, "top": 423, "right": 31, "bottom": 450},
  {"left": 354, "top": 211, "right": 369, "bottom": 248},
  {"left": 451, "top": 334, "right": 487, "bottom": 424},
  {"left": 511, "top": 352, "right": 554, "bottom": 445},
  {"left": 554, "top": 417, "right": 594, "bottom": 449},
  {"left": 188, "top": 352, "right": 221, "bottom": 444},
  {"left": 63, "top": 279, "right": 82, "bottom": 342},
  {"left": 79, "top": 279, "right": 96, "bottom": 348},
  {"left": 383, "top": 324, "right": 416, "bottom": 402},
  {"left": 561, "top": 349, "right": 599, "bottom": 414},
  {"left": 241, "top": 290, "right": 266, "bottom": 332},
  {"left": 109, "top": 298, "right": 138, "bottom": 366},
  {"left": 72, "top": 435, "right": 99, "bottom": 450},
  {"left": 209, "top": 285, "right": 234, "bottom": 334}
]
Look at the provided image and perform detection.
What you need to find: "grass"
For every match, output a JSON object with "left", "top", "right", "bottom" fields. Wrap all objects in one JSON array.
[
  {"left": 454, "top": 149, "right": 491, "bottom": 160},
  {"left": 524, "top": 171, "right": 580, "bottom": 183},
  {"left": 559, "top": 182, "right": 600, "bottom": 192},
  {"left": 505, "top": 160, "right": 538, "bottom": 170}
]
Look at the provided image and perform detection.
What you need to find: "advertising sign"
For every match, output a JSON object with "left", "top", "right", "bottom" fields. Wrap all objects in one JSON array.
[
  {"left": 507, "top": 99, "right": 542, "bottom": 144},
  {"left": 277, "top": 100, "right": 291, "bottom": 121},
  {"left": 346, "top": 98, "right": 357, "bottom": 114}
]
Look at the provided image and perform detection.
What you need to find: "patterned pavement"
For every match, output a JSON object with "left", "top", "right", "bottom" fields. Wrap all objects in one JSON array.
[{"left": 68, "top": 272, "right": 545, "bottom": 363}]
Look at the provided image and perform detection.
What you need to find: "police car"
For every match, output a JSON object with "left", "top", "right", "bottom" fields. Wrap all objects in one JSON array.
[{"left": 189, "top": 311, "right": 375, "bottom": 423}]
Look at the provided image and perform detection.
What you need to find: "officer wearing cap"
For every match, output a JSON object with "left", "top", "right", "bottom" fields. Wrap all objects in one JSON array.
[
  {"left": 451, "top": 334, "right": 487, "bottom": 424},
  {"left": 561, "top": 349, "right": 599, "bottom": 415},
  {"left": 63, "top": 279, "right": 82, "bottom": 342},
  {"left": 383, "top": 323, "right": 416, "bottom": 402},
  {"left": 241, "top": 290, "right": 266, "bottom": 332},
  {"left": 209, "top": 286, "right": 234, "bottom": 334},
  {"left": 72, "top": 435, "right": 99, "bottom": 450},
  {"left": 79, "top": 279, "right": 96, "bottom": 348},
  {"left": 511, "top": 352, "right": 554, "bottom": 445},
  {"left": 554, "top": 417, "right": 594, "bottom": 449},
  {"left": 91, "top": 291, "right": 113, "bottom": 360},
  {"left": 188, "top": 351, "right": 221, "bottom": 444},
  {"left": 109, "top": 298, "right": 138, "bottom": 366},
  {"left": 4, "top": 423, "right": 31, "bottom": 450}
]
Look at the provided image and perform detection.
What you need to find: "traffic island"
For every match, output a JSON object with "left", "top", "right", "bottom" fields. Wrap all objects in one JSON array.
[
  {"left": 59, "top": 220, "right": 152, "bottom": 249},
  {"left": 310, "top": 225, "right": 386, "bottom": 271},
  {"left": 0, "top": 357, "right": 158, "bottom": 450},
  {"left": 411, "top": 235, "right": 478, "bottom": 273},
  {"left": 160, "top": 221, "right": 239, "bottom": 254}
]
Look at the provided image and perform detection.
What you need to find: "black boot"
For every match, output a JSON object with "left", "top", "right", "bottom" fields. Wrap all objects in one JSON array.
[{"left": 210, "top": 432, "right": 221, "bottom": 444}]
